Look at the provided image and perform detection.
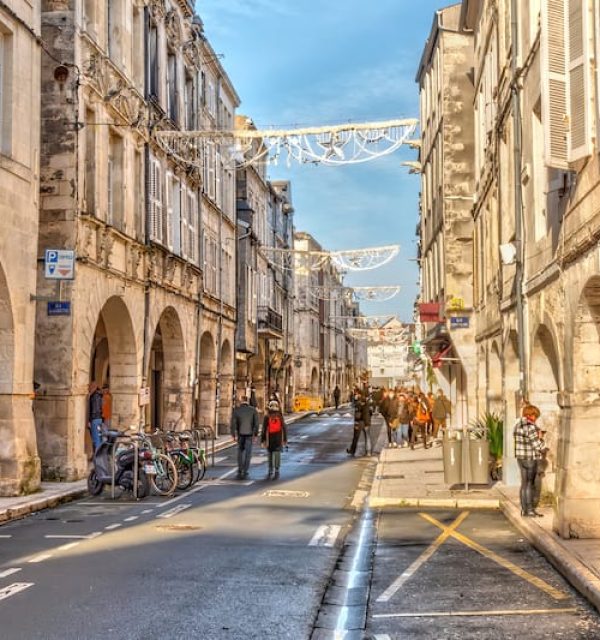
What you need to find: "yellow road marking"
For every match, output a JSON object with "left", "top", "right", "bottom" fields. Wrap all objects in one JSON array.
[
  {"left": 377, "top": 511, "right": 470, "bottom": 603},
  {"left": 419, "top": 512, "right": 568, "bottom": 601}
]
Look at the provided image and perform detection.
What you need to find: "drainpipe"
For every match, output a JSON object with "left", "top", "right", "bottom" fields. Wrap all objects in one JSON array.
[{"left": 507, "top": 0, "right": 526, "bottom": 485}]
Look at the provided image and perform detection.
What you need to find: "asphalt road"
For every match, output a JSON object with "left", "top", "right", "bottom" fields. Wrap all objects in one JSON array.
[
  {"left": 0, "top": 410, "right": 380, "bottom": 640},
  {"left": 3, "top": 412, "right": 600, "bottom": 640},
  {"left": 366, "top": 509, "right": 600, "bottom": 640}
]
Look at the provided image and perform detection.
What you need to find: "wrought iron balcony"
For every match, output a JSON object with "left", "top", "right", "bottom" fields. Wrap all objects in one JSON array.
[{"left": 258, "top": 306, "right": 283, "bottom": 338}]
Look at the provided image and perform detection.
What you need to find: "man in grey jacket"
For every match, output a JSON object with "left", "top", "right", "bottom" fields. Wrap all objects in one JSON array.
[{"left": 231, "top": 396, "right": 259, "bottom": 479}]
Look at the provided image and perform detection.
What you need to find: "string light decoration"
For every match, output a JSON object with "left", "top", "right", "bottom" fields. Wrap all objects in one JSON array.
[
  {"left": 155, "top": 118, "right": 418, "bottom": 169},
  {"left": 309, "top": 285, "right": 401, "bottom": 302},
  {"left": 330, "top": 315, "right": 396, "bottom": 327},
  {"left": 351, "top": 286, "right": 402, "bottom": 302},
  {"left": 260, "top": 244, "right": 400, "bottom": 274}
]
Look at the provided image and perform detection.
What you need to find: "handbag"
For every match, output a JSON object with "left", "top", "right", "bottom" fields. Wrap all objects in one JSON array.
[{"left": 389, "top": 418, "right": 400, "bottom": 429}]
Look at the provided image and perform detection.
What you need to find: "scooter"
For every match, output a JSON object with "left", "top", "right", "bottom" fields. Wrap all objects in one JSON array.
[{"left": 87, "top": 430, "right": 154, "bottom": 498}]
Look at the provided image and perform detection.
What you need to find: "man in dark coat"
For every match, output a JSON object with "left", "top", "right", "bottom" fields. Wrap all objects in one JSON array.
[
  {"left": 261, "top": 400, "right": 288, "bottom": 480},
  {"left": 88, "top": 382, "right": 104, "bottom": 451},
  {"left": 347, "top": 391, "right": 373, "bottom": 456},
  {"left": 231, "top": 395, "right": 259, "bottom": 479},
  {"left": 333, "top": 385, "right": 341, "bottom": 409}
]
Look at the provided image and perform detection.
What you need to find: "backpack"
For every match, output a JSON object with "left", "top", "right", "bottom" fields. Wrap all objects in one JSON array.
[{"left": 267, "top": 414, "right": 283, "bottom": 434}]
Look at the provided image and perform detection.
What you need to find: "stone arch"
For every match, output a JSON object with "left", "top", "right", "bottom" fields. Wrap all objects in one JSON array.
[
  {"left": 148, "top": 307, "right": 187, "bottom": 429},
  {"left": 198, "top": 331, "right": 216, "bottom": 428},
  {"left": 250, "top": 342, "right": 267, "bottom": 411},
  {"left": 556, "top": 277, "right": 600, "bottom": 537},
  {"left": 488, "top": 341, "right": 503, "bottom": 413},
  {"left": 310, "top": 367, "right": 319, "bottom": 395},
  {"left": 529, "top": 323, "right": 561, "bottom": 496},
  {"left": 218, "top": 338, "right": 234, "bottom": 431},
  {"left": 88, "top": 296, "right": 139, "bottom": 432},
  {"left": 0, "top": 262, "right": 14, "bottom": 395}
]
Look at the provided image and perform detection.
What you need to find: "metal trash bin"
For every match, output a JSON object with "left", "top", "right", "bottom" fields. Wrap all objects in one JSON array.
[
  {"left": 442, "top": 435, "right": 462, "bottom": 485},
  {"left": 468, "top": 438, "right": 490, "bottom": 484}
]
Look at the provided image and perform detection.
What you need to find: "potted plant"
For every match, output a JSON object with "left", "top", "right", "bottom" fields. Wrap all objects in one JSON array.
[{"left": 472, "top": 412, "right": 503, "bottom": 481}]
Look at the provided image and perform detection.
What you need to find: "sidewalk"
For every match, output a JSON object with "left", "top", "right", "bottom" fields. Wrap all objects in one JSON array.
[
  {"left": 0, "top": 410, "right": 315, "bottom": 527},
  {"left": 369, "top": 439, "right": 600, "bottom": 613}
]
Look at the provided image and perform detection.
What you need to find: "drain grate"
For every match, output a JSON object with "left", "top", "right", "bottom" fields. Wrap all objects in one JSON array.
[
  {"left": 263, "top": 490, "right": 310, "bottom": 498},
  {"left": 156, "top": 524, "right": 202, "bottom": 532}
]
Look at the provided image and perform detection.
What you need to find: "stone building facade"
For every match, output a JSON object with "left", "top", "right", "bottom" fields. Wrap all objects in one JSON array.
[
  {"left": 417, "top": 0, "right": 600, "bottom": 538},
  {"left": 416, "top": 4, "right": 476, "bottom": 428},
  {"left": 0, "top": 0, "right": 41, "bottom": 495},
  {"left": 33, "top": 0, "right": 237, "bottom": 481},
  {"left": 292, "top": 231, "right": 364, "bottom": 404}
]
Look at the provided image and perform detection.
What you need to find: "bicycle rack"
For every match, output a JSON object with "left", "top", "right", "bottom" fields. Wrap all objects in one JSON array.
[{"left": 193, "top": 424, "right": 216, "bottom": 467}]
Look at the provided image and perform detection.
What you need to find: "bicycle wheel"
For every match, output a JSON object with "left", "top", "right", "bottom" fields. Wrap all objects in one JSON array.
[
  {"left": 150, "top": 454, "right": 178, "bottom": 496},
  {"left": 173, "top": 453, "right": 194, "bottom": 490}
]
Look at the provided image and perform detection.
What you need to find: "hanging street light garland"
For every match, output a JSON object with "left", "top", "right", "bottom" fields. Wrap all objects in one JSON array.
[
  {"left": 260, "top": 244, "right": 400, "bottom": 274},
  {"left": 309, "top": 285, "right": 402, "bottom": 302},
  {"left": 156, "top": 118, "right": 418, "bottom": 169}
]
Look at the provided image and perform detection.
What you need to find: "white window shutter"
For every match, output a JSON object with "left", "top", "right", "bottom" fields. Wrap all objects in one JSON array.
[
  {"left": 567, "top": 0, "right": 593, "bottom": 162},
  {"left": 181, "top": 186, "right": 189, "bottom": 259},
  {"left": 165, "top": 170, "right": 173, "bottom": 250},
  {"left": 541, "top": 0, "right": 569, "bottom": 168},
  {"left": 148, "top": 157, "right": 157, "bottom": 240}
]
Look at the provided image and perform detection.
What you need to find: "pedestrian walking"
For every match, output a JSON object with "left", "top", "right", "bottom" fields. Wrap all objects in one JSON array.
[
  {"left": 231, "top": 395, "right": 259, "bottom": 480},
  {"left": 513, "top": 404, "right": 546, "bottom": 517},
  {"left": 88, "top": 382, "right": 104, "bottom": 451},
  {"left": 261, "top": 400, "right": 287, "bottom": 480},
  {"left": 101, "top": 385, "right": 112, "bottom": 429},
  {"left": 396, "top": 392, "right": 411, "bottom": 448},
  {"left": 347, "top": 391, "right": 372, "bottom": 457},
  {"left": 432, "top": 389, "right": 451, "bottom": 442},
  {"left": 333, "top": 385, "right": 341, "bottom": 409},
  {"left": 249, "top": 384, "right": 258, "bottom": 409},
  {"left": 410, "top": 392, "right": 431, "bottom": 449}
]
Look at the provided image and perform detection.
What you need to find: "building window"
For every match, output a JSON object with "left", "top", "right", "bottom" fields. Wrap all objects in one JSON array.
[
  {"left": 134, "top": 148, "right": 143, "bottom": 240},
  {"left": 149, "top": 156, "right": 163, "bottom": 243},
  {"left": 83, "top": 0, "right": 96, "bottom": 37},
  {"left": 185, "top": 71, "right": 195, "bottom": 130},
  {"left": 167, "top": 50, "right": 178, "bottom": 123},
  {"left": 108, "top": 131, "right": 124, "bottom": 229},
  {"left": 132, "top": 7, "right": 143, "bottom": 90},
  {"left": 171, "top": 176, "right": 181, "bottom": 255},
  {"left": 84, "top": 108, "right": 96, "bottom": 214},
  {"left": 148, "top": 21, "right": 159, "bottom": 99},
  {"left": 0, "top": 30, "right": 12, "bottom": 156},
  {"left": 106, "top": 0, "right": 123, "bottom": 65}
]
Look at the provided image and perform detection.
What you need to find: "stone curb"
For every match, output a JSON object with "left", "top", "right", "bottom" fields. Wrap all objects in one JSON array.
[
  {"left": 501, "top": 497, "right": 600, "bottom": 614},
  {"left": 368, "top": 495, "right": 501, "bottom": 509}
]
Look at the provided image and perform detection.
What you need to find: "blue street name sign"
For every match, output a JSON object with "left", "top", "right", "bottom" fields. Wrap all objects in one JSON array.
[
  {"left": 47, "top": 301, "right": 71, "bottom": 316},
  {"left": 450, "top": 316, "right": 469, "bottom": 329}
]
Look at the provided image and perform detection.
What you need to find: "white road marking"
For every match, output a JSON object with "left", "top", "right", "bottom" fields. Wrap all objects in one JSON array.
[
  {"left": 309, "top": 525, "right": 341, "bottom": 547},
  {"left": 373, "top": 608, "right": 578, "bottom": 619},
  {"left": 157, "top": 503, "right": 192, "bottom": 519},
  {"left": 141, "top": 509, "right": 154, "bottom": 514},
  {"left": 373, "top": 635, "right": 391, "bottom": 640},
  {"left": 300, "top": 435, "right": 309, "bottom": 439},
  {"left": 263, "top": 490, "right": 310, "bottom": 498},
  {"left": 105, "top": 523, "right": 122, "bottom": 531},
  {"left": 28, "top": 554, "right": 52, "bottom": 564},
  {"left": 57, "top": 542, "right": 80, "bottom": 552},
  {"left": 157, "top": 467, "right": 238, "bottom": 508},
  {"left": 0, "top": 568, "right": 21, "bottom": 579},
  {"left": 213, "top": 455, "right": 227, "bottom": 464},
  {"left": 44, "top": 534, "right": 90, "bottom": 539},
  {"left": 123, "top": 516, "right": 138, "bottom": 522},
  {"left": 0, "top": 535, "right": 12, "bottom": 539},
  {"left": 0, "top": 583, "right": 34, "bottom": 601}
]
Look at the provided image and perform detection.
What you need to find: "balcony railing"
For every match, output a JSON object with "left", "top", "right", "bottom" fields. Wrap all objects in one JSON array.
[{"left": 258, "top": 306, "right": 283, "bottom": 336}]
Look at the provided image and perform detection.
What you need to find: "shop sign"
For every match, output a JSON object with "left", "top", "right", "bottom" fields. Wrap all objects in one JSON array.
[
  {"left": 139, "top": 387, "right": 150, "bottom": 406},
  {"left": 446, "top": 296, "right": 465, "bottom": 312},
  {"left": 47, "top": 301, "right": 71, "bottom": 316},
  {"left": 419, "top": 302, "right": 442, "bottom": 323},
  {"left": 45, "top": 249, "right": 75, "bottom": 280},
  {"left": 450, "top": 316, "right": 470, "bottom": 329}
]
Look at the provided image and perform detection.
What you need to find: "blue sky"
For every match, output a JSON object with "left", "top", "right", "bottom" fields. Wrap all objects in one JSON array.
[{"left": 196, "top": 0, "right": 447, "bottom": 321}]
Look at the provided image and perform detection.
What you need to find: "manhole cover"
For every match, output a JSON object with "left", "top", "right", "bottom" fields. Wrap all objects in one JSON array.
[
  {"left": 156, "top": 524, "right": 202, "bottom": 532},
  {"left": 263, "top": 490, "right": 310, "bottom": 498}
]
